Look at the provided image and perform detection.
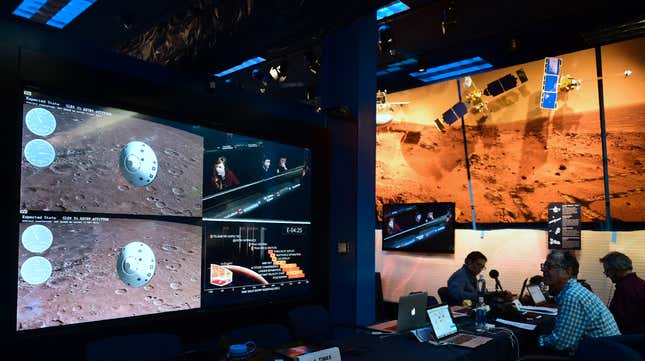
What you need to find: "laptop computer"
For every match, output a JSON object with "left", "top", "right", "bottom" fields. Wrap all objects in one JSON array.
[
  {"left": 426, "top": 304, "right": 492, "bottom": 348},
  {"left": 372, "top": 292, "right": 428, "bottom": 333},
  {"left": 527, "top": 285, "right": 547, "bottom": 305}
]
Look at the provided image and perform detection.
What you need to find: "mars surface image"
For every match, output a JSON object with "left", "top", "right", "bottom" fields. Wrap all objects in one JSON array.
[
  {"left": 20, "top": 99, "right": 204, "bottom": 218},
  {"left": 377, "top": 40, "right": 645, "bottom": 224},
  {"left": 16, "top": 218, "right": 202, "bottom": 330}
]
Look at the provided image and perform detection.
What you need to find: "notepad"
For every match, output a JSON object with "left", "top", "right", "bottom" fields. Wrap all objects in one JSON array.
[{"left": 495, "top": 318, "right": 537, "bottom": 330}]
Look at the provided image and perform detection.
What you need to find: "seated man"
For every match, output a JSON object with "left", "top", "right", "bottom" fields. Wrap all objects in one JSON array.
[
  {"left": 538, "top": 251, "right": 620, "bottom": 353},
  {"left": 446, "top": 251, "right": 487, "bottom": 306},
  {"left": 599, "top": 251, "right": 645, "bottom": 334}
]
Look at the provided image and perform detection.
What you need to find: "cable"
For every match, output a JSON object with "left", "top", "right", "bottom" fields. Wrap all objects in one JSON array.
[{"left": 488, "top": 326, "right": 520, "bottom": 361}]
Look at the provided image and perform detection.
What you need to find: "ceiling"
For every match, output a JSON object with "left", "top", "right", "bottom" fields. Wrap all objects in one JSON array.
[{"left": 2, "top": 0, "right": 644, "bottom": 100}]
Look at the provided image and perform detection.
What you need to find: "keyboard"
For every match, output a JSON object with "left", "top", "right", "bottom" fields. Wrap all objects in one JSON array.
[{"left": 446, "top": 334, "right": 475, "bottom": 344}]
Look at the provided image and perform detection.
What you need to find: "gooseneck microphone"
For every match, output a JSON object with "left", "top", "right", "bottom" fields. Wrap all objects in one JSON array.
[{"left": 489, "top": 269, "right": 504, "bottom": 292}]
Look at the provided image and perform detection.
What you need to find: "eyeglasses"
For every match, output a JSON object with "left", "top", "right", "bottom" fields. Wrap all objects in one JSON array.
[{"left": 540, "top": 263, "right": 561, "bottom": 272}]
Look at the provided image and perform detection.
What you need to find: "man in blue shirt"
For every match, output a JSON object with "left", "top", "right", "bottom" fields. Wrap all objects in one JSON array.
[
  {"left": 538, "top": 251, "right": 620, "bottom": 353},
  {"left": 447, "top": 251, "right": 487, "bottom": 306}
]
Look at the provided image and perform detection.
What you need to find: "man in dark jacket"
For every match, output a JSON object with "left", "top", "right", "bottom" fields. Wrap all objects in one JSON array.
[
  {"left": 600, "top": 251, "right": 645, "bottom": 334},
  {"left": 447, "top": 251, "right": 487, "bottom": 306}
]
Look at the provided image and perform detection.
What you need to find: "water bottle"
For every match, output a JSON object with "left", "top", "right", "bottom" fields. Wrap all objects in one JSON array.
[{"left": 475, "top": 275, "right": 488, "bottom": 330}]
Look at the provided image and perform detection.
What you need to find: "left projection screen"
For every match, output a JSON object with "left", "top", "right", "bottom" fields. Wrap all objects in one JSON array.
[{"left": 17, "top": 89, "right": 203, "bottom": 331}]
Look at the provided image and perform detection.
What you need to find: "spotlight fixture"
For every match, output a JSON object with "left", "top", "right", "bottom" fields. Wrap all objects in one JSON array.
[
  {"left": 269, "top": 61, "right": 288, "bottom": 82},
  {"left": 441, "top": 0, "right": 457, "bottom": 36},
  {"left": 252, "top": 68, "right": 270, "bottom": 94},
  {"left": 378, "top": 24, "right": 396, "bottom": 56},
  {"left": 304, "top": 51, "right": 321, "bottom": 75},
  {"left": 624, "top": 69, "right": 633, "bottom": 77}
]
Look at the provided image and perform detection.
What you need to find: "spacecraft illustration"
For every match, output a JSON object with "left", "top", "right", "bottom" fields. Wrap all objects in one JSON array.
[
  {"left": 116, "top": 241, "right": 156, "bottom": 288},
  {"left": 119, "top": 141, "right": 158, "bottom": 187}
]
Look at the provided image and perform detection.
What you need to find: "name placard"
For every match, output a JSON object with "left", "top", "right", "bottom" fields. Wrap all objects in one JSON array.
[{"left": 295, "top": 347, "right": 341, "bottom": 361}]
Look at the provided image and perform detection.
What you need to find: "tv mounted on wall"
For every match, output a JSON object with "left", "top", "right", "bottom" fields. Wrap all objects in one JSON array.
[{"left": 382, "top": 202, "right": 455, "bottom": 254}]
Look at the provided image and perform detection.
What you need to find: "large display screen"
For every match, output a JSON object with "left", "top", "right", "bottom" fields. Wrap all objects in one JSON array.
[
  {"left": 17, "top": 89, "right": 313, "bottom": 331},
  {"left": 382, "top": 202, "right": 455, "bottom": 253}
]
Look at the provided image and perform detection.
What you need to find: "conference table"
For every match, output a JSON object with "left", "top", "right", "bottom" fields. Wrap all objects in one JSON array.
[{"left": 333, "top": 330, "right": 517, "bottom": 361}]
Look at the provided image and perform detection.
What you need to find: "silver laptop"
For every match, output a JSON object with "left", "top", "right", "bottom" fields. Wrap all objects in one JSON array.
[
  {"left": 379, "top": 292, "right": 428, "bottom": 333},
  {"left": 426, "top": 304, "right": 492, "bottom": 348}
]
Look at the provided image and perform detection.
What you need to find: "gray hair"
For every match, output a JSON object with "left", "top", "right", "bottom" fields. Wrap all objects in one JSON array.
[
  {"left": 599, "top": 252, "right": 633, "bottom": 272},
  {"left": 548, "top": 251, "right": 579, "bottom": 276}
]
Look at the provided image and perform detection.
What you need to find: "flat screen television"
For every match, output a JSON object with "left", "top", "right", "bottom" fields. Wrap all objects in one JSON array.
[
  {"left": 382, "top": 202, "right": 455, "bottom": 253},
  {"left": 16, "top": 88, "right": 313, "bottom": 331}
]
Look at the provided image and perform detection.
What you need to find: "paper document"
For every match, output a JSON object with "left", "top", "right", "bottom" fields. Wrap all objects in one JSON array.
[
  {"left": 495, "top": 318, "right": 537, "bottom": 330},
  {"left": 520, "top": 306, "right": 558, "bottom": 315}
]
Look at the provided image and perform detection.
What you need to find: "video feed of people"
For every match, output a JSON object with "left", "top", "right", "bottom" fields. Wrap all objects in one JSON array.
[
  {"left": 200, "top": 130, "right": 311, "bottom": 222},
  {"left": 20, "top": 90, "right": 204, "bottom": 217},
  {"left": 202, "top": 221, "right": 311, "bottom": 308},
  {"left": 382, "top": 202, "right": 455, "bottom": 254},
  {"left": 16, "top": 213, "right": 202, "bottom": 331}
]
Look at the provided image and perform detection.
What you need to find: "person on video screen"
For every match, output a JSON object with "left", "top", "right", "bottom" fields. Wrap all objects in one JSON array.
[
  {"left": 276, "top": 157, "right": 288, "bottom": 174},
  {"left": 385, "top": 217, "right": 401, "bottom": 236},
  {"left": 260, "top": 157, "right": 273, "bottom": 179},
  {"left": 211, "top": 157, "right": 240, "bottom": 192}
]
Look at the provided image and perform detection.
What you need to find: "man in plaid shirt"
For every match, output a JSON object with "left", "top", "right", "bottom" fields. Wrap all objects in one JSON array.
[{"left": 538, "top": 251, "right": 620, "bottom": 353}]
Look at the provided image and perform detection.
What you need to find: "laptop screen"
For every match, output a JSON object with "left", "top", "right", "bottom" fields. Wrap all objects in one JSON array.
[
  {"left": 528, "top": 285, "right": 546, "bottom": 304},
  {"left": 427, "top": 304, "right": 458, "bottom": 339}
]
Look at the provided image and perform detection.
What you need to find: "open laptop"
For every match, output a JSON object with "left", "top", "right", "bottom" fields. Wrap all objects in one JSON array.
[
  {"left": 373, "top": 292, "right": 428, "bottom": 333},
  {"left": 527, "top": 285, "right": 547, "bottom": 305},
  {"left": 426, "top": 304, "right": 492, "bottom": 348}
]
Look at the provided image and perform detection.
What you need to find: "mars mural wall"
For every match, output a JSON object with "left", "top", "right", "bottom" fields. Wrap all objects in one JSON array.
[
  {"left": 601, "top": 38, "right": 645, "bottom": 223},
  {"left": 376, "top": 38, "right": 645, "bottom": 224}
]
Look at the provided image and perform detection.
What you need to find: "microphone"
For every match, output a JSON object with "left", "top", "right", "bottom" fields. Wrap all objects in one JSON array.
[{"left": 489, "top": 269, "right": 504, "bottom": 292}]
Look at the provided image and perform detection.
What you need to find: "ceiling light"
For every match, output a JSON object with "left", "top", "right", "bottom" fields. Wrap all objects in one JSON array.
[
  {"left": 214, "top": 57, "right": 266, "bottom": 77},
  {"left": 378, "top": 25, "right": 396, "bottom": 56},
  {"left": 13, "top": 0, "right": 97, "bottom": 29},
  {"left": 376, "top": 1, "right": 410, "bottom": 21},
  {"left": 269, "top": 61, "right": 288, "bottom": 82}
]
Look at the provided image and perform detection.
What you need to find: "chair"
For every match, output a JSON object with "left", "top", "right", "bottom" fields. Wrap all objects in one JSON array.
[
  {"left": 85, "top": 333, "right": 182, "bottom": 361},
  {"left": 605, "top": 334, "right": 645, "bottom": 359},
  {"left": 288, "top": 305, "right": 334, "bottom": 343},
  {"left": 437, "top": 287, "right": 451, "bottom": 305},
  {"left": 228, "top": 323, "right": 293, "bottom": 349},
  {"left": 520, "top": 336, "right": 645, "bottom": 361},
  {"left": 408, "top": 291, "right": 438, "bottom": 308},
  {"left": 572, "top": 337, "right": 643, "bottom": 361}
]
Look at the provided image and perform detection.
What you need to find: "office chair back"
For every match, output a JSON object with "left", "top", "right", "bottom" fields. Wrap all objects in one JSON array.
[
  {"left": 605, "top": 334, "right": 645, "bottom": 359},
  {"left": 288, "top": 305, "right": 333, "bottom": 343},
  {"left": 229, "top": 323, "right": 293, "bottom": 349},
  {"left": 85, "top": 333, "right": 182, "bottom": 361},
  {"left": 572, "top": 337, "right": 643, "bottom": 361},
  {"left": 437, "top": 287, "right": 451, "bottom": 305}
]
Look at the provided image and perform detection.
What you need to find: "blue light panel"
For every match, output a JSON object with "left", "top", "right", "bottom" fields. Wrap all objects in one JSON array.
[
  {"left": 12, "top": 0, "right": 47, "bottom": 19},
  {"left": 377, "top": 1, "right": 410, "bottom": 21},
  {"left": 13, "top": 0, "right": 97, "bottom": 29},
  {"left": 47, "top": 0, "right": 97, "bottom": 29},
  {"left": 214, "top": 57, "right": 267, "bottom": 77},
  {"left": 409, "top": 56, "right": 493, "bottom": 83}
]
